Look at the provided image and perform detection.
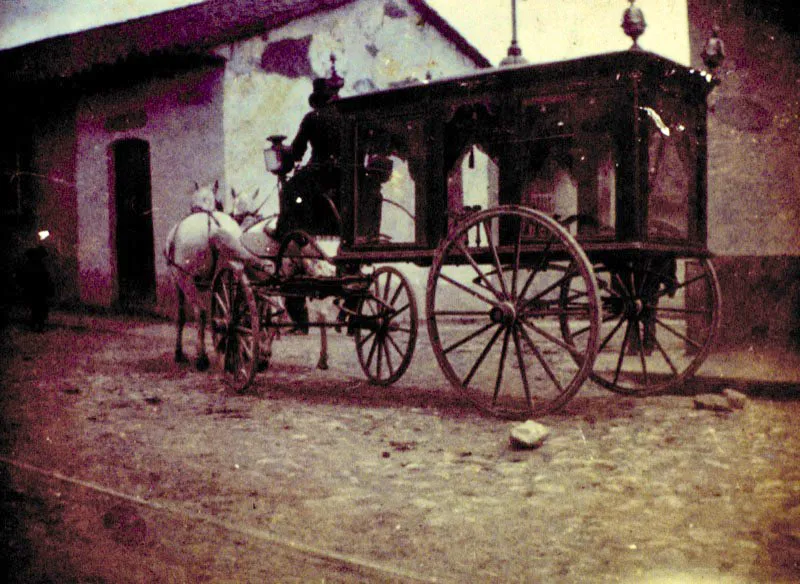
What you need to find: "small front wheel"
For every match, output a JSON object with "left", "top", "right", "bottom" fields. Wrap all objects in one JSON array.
[
  {"left": 355, "top": 266, "right": 418, "bottom": 386},
  {"left": 211, "top": 267, "right": 259, "bottom": 393}
]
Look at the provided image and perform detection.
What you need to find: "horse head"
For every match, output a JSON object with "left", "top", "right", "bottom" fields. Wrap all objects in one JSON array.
[
  {"left": 231, "top": 187, "right": 270, "bottom": 229},
  {"left": 190, "top": 180, "right": 220, "bottom": 213}
]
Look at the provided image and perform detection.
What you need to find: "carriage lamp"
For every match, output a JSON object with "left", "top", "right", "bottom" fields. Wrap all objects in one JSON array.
[
  {"left": 38, "top": 230, "right": 50, "bottom": 241},
  {"left": 264, "top": 135, "right": 289, "bottom": 175},
  {"left": 622, "top": 0, "right": 646, "bottom": 50}
]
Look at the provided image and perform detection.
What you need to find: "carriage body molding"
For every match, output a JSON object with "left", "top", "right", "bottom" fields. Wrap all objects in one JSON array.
[{"left": 334, "top": 50, "right": 714, "bottom": 265}]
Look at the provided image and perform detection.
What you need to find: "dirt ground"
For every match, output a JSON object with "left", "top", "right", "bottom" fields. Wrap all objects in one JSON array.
[{"left": 1, "top": 312, "right": 799, "bottom": 583}]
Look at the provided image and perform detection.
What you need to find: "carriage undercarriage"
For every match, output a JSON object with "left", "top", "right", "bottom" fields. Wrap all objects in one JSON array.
[
  {"left": 187, "top": 50, "right": 722, "bottom": 420},
  {"left": 207, "top": 204, "right": 720, "bottom": 420},
  {"left": 209, "top": 245, "right": 419, "bottom": 394}
]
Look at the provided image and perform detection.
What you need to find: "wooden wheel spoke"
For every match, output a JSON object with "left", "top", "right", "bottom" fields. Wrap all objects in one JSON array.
[
  {"left": 385, "top": 330, "right": 406, "bottom": 359},
  {"left": 365, "top": 333, "right": 380, "bottom": 370},
  {"left": 439, "top": 272, "right": 497, "bottom": 307},
  {"left": 382, "top": 271, "right": 393, "bottom": 302},
  {"left": 518, "top": 240, "right": 554, "bottom": 300},
  {"left": 239, "top": 338, "right": 254, "bottom": 360},
  {"left": 375, "top": 335, "right": 384, "bottom": 378},
  {"left": 649, "top": 305, "right": 713, "bottom": 317},
  {"left": 356, "top": 328, "right": 377, "bottom": 349},
  {"left": 523, "top": 305, "right": 587, "bottom": 319},
  {"left": 455, "top": 240, "right": 504, "bottom": 300},
  {"left": 562, "top": 290, "right": 587, "bottom": 305},
  {"left": 563, "top": 306, "right": 616, "bottom": 341},
  {"left": 651, "top": 332, "right": 679, "bottom": 375},
  {"left": 492, "top": 328, "right": 512, "bottom": 404},
  {"left": 635, "top": 258, "right": 654, "bottom": 297},
  {"left": 234, "top": 324, "right": 254, "bottom": 335},
  {"left": 613, "top": 320, "right": 633, "bottom": 386},
  {"left": 483, "top": 220, "right": 509, "bottom": 298},
  {"left": 521, "top": 266, "right": 575, "bottom": 310},
  {"left": 389, "top": 325, "right": 413, "bottom": 334},
  {"left": 388, "top": 281, "right": 403, "bottom": 307},
  {"left": 653, "top": 316, "right": 704, "bottom": 351},
  {"left": 212, "top": 291, "right": 229, "bottom": 316},
  {"left": 634, "top": 321, "right": 649, "bottom": 386},
  {"left": 598, "top": 314, "right": 627, "bottom": 353},
  {"left": 463, "top": 325, "right": 505, "bottom": 388},
  {"left": 518, "top": 316, "right": 586, "bottom": 361},
  {"left": 382, "top": 338, "right": 395, "bottom": 377},
  {"left": 512, "top": 327, "right": 533, "bottom": 411},
  {"left": 518, "top": 324, "right": 563, "bottom": 394},
  {"left": 654, "top": 271, "right": 708, "bottom": 300},
  {"left": 613, "top": 271, "right": 630, "bottom": 297},
  {"left": 433, "top": 310, "right": 492, "bottom": 317},
  {"left": 391, "top": 303, "right": 410, "bottom": 319},
  {"left": 443, "top": 321, "right": 496, "bottom": 355}
]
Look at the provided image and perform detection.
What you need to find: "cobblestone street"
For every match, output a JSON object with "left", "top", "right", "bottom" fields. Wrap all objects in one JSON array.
[{"left": 1, "top": 312, "right": 799, "bottom": 583}]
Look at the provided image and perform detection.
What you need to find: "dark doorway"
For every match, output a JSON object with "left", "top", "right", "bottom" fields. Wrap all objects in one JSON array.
[{"left": 112, "top": 139, "right": 155, "bottom": 311}]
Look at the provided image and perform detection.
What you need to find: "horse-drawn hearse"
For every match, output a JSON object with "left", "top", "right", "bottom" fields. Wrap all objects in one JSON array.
[{"left": 169, "top": 48, "right": 721, "bottom": 420}]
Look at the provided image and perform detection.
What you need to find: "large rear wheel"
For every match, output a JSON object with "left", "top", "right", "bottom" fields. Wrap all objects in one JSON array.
[
  {"left": 426, "top": 206, "right": 600, "bottom": 419},
  {"left": 560, "top": 257, "right": 721, "bottom": 395}
]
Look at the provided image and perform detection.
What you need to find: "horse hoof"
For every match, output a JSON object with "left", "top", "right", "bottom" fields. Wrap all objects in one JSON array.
[
  {"left": 317, "top": 361, "right": 329, "bottom": 371},
  {"left": 175, "top": 352, "right": 189, "bottom": 364},
  {"left": 196, "top": 355, "right": 210, "bottom": 371}
]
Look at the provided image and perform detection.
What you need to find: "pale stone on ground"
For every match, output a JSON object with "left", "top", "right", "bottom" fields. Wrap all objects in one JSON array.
[{"left": 509, "top": 420, "right": 551, "bottom": 449}]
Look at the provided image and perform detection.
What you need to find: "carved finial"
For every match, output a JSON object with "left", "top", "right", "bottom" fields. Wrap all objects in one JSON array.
[
  {"left": 621, "top": 0, "right": 647, "bottom": 50},
  {"left": 500, "top": 0, "right": 527, "bottom": 66},
  {"left": 327, "top": 53, "right": 344, "bottom": 92},
  {"left": 702, "top": 24, "right": 726, "bottom": 74}
]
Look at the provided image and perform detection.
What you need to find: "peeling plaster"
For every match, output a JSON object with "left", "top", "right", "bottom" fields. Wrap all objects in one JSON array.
[
  {"left": 260, "top": 35, "right": 313, "bottom": 78},
  {"left": 383, "top": 1, "right": 407, "bottom": 19}
]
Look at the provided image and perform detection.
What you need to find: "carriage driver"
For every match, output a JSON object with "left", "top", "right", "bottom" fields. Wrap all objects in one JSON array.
[
  {"left": 276, "top": 74, "right": 344, "bottom": 238},
  {"left": 275, "top": 67, "right": 345, "bottom": 334}
]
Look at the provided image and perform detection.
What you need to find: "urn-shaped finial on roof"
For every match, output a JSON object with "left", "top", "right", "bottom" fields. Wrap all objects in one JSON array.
[{"left": 621, "top": 0, "right": 647, "bottom": 50}]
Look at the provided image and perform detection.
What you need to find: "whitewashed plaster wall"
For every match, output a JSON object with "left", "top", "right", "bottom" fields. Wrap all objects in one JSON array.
[
  {"left": 214, "top": 0, "right": 485, "bottom": 217},
  {"left": 74, "top": 66, "right": 224, "bottom": 307}
]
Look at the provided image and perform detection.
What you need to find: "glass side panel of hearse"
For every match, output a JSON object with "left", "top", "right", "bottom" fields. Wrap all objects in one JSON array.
[
  {"left": 351, "top": 114, "right": 426, "bottom": 247},
  {"left": 441, "top": 90, "right": 626, "bottom": 244},
  {"left": 641, "top": 90, "right": 701, "bottom": 242}
]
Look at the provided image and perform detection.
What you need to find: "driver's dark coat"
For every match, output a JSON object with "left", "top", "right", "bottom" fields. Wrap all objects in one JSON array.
[
  {"left": 289, "top": 104, "right": 342, "bottom": 169},
  {"left": 278, "top": 103, "right": 343, "bottom": 238}
]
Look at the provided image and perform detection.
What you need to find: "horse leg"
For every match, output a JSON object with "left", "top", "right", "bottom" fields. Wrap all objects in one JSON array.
[
  {"left": 317, "top": 316, "right": 328, "bottom": 371},
  {"left": 175, "top": 287, "right": 189, "bottom": 363},
  {"left": 196, "top": 308, "right": 211, "bottom": 371}
]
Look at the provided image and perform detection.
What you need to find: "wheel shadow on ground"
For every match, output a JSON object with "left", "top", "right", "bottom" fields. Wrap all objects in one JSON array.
[
  {"left": 247, "top": 363, "right": 485, "bottom": 419},
  {"left": 224, "top": 364, "right": 676, "bottom": 423}
]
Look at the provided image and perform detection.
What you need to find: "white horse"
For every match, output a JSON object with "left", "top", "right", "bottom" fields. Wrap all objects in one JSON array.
[
  {"left": 165, "top": 181, "right": 264, "bottom": 370},
  {"left": 165, "top": 181, "right": 339, "bottom": 374}
]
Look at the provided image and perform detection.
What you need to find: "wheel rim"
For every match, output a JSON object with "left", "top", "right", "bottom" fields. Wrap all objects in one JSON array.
[
  {"left": 560, "top": 257, "right": 721, "bottom": 395},
  {"left": 426, "top": 206, "right": 600, "bottom": 419},
  {"left": 210, "top": 268, "right": 259, "bottom": 392},
  {"left": 355, "top": 266, "right": 418, "bottom": 386}
]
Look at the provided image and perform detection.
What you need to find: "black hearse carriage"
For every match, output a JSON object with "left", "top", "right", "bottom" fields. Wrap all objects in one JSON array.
[{"left": 237, "top": 50, "right": 721, "bottom": 419}]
